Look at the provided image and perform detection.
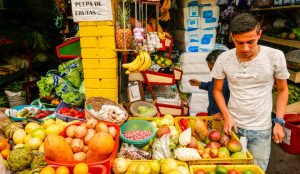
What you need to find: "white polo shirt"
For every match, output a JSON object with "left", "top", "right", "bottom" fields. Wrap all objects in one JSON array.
[{"left": 211, "top": 45, "right": 290, "bottom": 130}]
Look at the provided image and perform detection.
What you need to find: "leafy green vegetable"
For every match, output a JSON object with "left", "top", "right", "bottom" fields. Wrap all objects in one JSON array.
[
  {"left": 55, "top": 83, "right": 78, "bottom": 96},
  {"left": 37, "top": 75, "right": 54, "bottom": 97},
  {"left": 61, "top": 91, "right": 84, "bottom": 107},
  {"left": 60, "top": 68, "right": 82, "bottom": 88},
  {"left": 58, "top": 58, "right": 83, "bottom": 72},
  {"left": 79, "top": 81, "right": 85, "bottom": 95}
]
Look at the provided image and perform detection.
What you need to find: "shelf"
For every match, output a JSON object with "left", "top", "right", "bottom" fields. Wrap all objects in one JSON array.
[
  {"left": 260, "top": 36, "right": 300, "bottom": 49},
  {"left": 251, "top": 4, "right": 300, "bottom": 11}
]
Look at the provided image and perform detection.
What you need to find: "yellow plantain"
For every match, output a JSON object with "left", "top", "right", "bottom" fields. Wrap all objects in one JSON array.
[
  {"left": 159, "top": 0, "right": 168, "bottom": 12},
  {"left": 129, "top": 52, "right": 145, "bottom": 71},
  {"left": 138, "top": 51, "right": 151, "bottom": 71},
  {"left": 122, "top": 55, "right": 140, "bottom": 69},
  {"left": 125, "top": 69, "right": 132, "bottom": 74},
  {"left": 165, "top": 0, "right": 171, "bottom": 10}
]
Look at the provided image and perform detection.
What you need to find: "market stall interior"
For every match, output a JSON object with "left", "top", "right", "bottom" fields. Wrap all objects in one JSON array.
[{"left": 0, "top": 0, "right": 300, "bottom": 173}]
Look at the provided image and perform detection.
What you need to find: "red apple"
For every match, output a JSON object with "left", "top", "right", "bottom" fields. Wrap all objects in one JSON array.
[
  {"left": 208, "top": 129, "right": 221, "bottom": 142},
  {"left": 220, "top": 133, "right": 230, "bottom": 145},
  {"left": 206, "top": 142, "right": 221, "bottom": 149},
  {"left": 227, "top": 139, "right": 242, "bottom": 153}
]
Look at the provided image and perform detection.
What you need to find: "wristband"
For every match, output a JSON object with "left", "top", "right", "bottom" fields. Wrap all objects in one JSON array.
[{"left": 272, "top": 117, "right": 285, "bottom": 126}]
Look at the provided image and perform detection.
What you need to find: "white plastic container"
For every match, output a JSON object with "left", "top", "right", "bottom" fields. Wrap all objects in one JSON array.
[
  {"left": 199, "top": 5, "right": 219, "bottom": 29},
  {"left": 199, "top": 28, "right": 217, "bottom": 51},
  {"left": 174, "top": 29, "right": 201, "bottom": 52}
]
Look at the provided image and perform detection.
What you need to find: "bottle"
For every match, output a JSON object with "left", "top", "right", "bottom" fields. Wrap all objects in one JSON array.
[{"left": 240, "top": 136, "right": 247, "bottom": 154}]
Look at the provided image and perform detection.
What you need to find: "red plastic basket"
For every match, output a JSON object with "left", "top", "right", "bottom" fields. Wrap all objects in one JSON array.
[
  {"left": 46, "top": 122, "right": 120, "bottom": 173},
  {"left": 49, "top": 164, "right": 107, "bottom": 174},
  {"left": 280, "top": 114, "right": 300, "bottom": 154}
]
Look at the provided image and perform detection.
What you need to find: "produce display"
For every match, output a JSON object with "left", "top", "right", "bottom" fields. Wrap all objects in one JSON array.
[
  {"left": 45, "top": 119, "right": 118, "bottom": 163},
  {"left": 273, "top": 84, "right": 300, "bottom": 104},
  {"left": 40, "top": 163, "right": 90, "bottom": 174},
  {"left": 191, "top": 165, "right": 258, "bottom": 174},
  {"left": 122, "top": 130, "right": 152, "bottom": 141}
]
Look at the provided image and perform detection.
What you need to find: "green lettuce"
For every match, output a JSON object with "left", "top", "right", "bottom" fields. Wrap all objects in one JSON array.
[{"left": 37, "top": 75, "right": 54, "bottom": 97}]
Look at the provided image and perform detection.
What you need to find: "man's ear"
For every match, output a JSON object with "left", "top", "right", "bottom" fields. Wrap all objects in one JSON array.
[
  {"left": 230, "top": 32, "right": 234, "bottom": 39},
  {"left": 258, "top": 30, "right": 263, "bottom": 37}
]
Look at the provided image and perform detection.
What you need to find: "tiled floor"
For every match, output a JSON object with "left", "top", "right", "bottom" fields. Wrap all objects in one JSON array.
[{"left": 266, "top": 142, "right": 300, "bottom": 174}]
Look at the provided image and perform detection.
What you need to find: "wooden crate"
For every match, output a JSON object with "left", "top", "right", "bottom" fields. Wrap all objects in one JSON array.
[
  {"left": 272, "top": 93, "right": 300, "bottom": 114},
  {"left": 288, "top": 69, "right": 300, "bottom": 83}
]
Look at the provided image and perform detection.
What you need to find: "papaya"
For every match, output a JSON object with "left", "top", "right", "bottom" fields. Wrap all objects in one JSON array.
[
  {"left": 44, "top": 135, "right": 73, "bottom": 161},
  {"left": 87, "top": 132, "right": 114, "bottom": 161}
]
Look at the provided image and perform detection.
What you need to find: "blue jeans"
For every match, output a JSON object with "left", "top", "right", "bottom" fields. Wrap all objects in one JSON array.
[{"left": 237, "top": 127, "right": 272, "bottom": 171}]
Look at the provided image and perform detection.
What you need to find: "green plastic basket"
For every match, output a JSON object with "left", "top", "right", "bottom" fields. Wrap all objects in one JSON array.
[{"left": 120, "top": 120, "right": 156, "bottom": 147}]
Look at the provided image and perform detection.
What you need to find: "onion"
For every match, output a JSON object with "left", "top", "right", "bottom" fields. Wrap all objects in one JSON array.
[
  {"left": 65, "top": 137, "right": 73, "bottom": 145},
  {"left": 86, "top": 119, "right": 98, "bottom": 129},
  {"left": 96, "top": 122, "right": 108, "bottom": 133},
  {"left": 73, "top": 152, "right": 87, "bottom": 161},
  {"left": 66, "top": 125, "right": 76, "bottom": 138},
  {"left": 84, "top": 129, "right": 96, "bottom": 145},
  {"left": 112, "top": 157, "right": 131, "bottom": 174},
  {"left": 71, "top": 138, "right": 84, "bottom": 153},
  {"left": 108, "top": 126, "right": 117, "bottom": 139},
  {"left": 74, "top": 124, "right": 87, "bottom": 138}
]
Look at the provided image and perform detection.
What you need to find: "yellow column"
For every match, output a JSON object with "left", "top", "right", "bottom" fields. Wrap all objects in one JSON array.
[{"left": 79, "top": 21, "right": 118, "bottom": 103}]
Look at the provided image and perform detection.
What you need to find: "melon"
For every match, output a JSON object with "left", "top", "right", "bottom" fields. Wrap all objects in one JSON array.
[{"left": 4, "top": 122, "right": 23, "bottom": 138}]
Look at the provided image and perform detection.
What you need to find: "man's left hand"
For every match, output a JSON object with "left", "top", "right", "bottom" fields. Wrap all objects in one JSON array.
[{"left": 273, "top": 123, "right": 285, "bottom": 144}]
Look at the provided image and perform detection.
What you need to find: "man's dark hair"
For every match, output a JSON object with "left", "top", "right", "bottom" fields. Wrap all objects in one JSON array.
[
  {"left": 206, "top": 49, "right": 225, "bottom": 63},
  {"left": 230, "top": 13, "right": 260, "bottom": 34}
]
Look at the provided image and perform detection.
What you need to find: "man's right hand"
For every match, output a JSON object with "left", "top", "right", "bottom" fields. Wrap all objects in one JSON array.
[
  {"left": 223, "top": 114, "right": 238, "bottom": 135},
  {"left": 189, "top": 79, "right": 200, "bottom": 86}
]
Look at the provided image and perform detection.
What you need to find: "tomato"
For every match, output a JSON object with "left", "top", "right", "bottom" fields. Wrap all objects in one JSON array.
[
  {"left": 64, "top": 112, "right": 72, "bottom": 116},
  {"left": 228, "top": 169, "right": 239, "bottom": 174}
]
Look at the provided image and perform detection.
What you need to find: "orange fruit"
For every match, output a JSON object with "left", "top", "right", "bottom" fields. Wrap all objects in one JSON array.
[
  {"left": 0, "top": 139, "right": 8, "bottom": 151},
  {"left": 73, "top": 163, "right": 89, "bottom": 174},
  {"left": 1, "top": 148, "right": 10, "bottom": 159},
  {"left": 56, "top": 166, "right": 69, "bottom": 174},
  {"left": 40, "top": 166, "right": 55, "bottom": 174}
]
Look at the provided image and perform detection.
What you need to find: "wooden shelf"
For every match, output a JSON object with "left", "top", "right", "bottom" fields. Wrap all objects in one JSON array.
[
  {"left": 260, "top": 36, "right": 300, "bottom": 49},
  {"left": 251, "top": 4, "right": 300, "bottom": 11}
]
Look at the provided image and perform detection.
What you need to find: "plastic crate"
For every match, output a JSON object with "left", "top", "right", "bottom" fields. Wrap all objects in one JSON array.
[
  {"left": 46, "top": 122, "right": 120, "bottom": 174},
  {"left": 175, "top": 116, "right": 253, "bottom": 165},
  {"left": 280, "top": 114, "right": 300, "bottom": 154},
  {"left": 54, "top": 102, "right": 85, "bottom": 122},
  {"left": 49, "top": 164, "right": 107, "bottom": 174},
  {"left": 190, "top": 165, "right": 265, "bottom": 174},
  {"left": 130, "top": 160, "right": 189, "bottom": 172}
]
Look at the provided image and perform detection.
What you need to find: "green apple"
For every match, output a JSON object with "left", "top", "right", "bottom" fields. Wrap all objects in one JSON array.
[
  {"left": 154, "top": 55, "right": 159, "bottom": 61},
  {"left": 156, "top": 60, "right": 162, "bottom": 65},
  {"left": 160, "top": 57, "right": 165, "bottom": 62},
  {"left": 28, "top": 137, "right": 43, "bottom": 150},
  {"left": 31, "top": 128, "right": 46, "bottom": 141},
  {"left": 164, "top": 59, "right": 173, "bottom": 67}
]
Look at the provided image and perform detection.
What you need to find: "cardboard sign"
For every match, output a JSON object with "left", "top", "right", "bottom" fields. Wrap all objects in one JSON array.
[{"left": 71, "top": 0, "right": 113, "bottom": 22}]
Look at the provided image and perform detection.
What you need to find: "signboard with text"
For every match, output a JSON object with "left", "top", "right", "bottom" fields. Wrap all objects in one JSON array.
[{"left": 71, "top": 0, "right": 113, "bottom": 22}]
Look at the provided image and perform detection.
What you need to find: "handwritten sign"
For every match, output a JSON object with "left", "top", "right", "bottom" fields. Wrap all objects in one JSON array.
[{"left": 71, "top": 0, "right": 113, "bottom": 22}]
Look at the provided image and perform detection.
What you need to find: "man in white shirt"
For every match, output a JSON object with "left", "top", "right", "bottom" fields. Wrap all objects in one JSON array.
[{"left": 212, "top": 13, "right": 289, "bottom": 171}]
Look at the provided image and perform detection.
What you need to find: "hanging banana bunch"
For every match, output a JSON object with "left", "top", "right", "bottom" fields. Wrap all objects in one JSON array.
[
  {"left": 159, "top": 0, "right": 171, "bottom": 22},
  {"left": 122, "top": 51, "right": 152, "bottom": 74}
]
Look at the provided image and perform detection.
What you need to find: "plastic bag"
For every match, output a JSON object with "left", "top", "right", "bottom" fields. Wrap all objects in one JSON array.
[
  {"left": 60, "top": 68, "right": 82, "bottom": 88},
  {"left": 55, "top": 83, "right": 79, "bottom": 97},
  {"left": 175, "top": 147, "right": 201, "bottom": 161},
  {"left": 152, "top": 134, "right": 173, "bottom": 160}
]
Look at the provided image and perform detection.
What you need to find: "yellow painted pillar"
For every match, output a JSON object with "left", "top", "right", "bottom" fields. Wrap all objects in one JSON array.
[{"left": 79, "top": 21, "right": 118, "bottom": 103}]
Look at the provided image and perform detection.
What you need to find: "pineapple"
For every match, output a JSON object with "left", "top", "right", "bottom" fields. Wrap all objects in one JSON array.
[{"left": 116, "top": 6, "right": 132, "bottom": 49}]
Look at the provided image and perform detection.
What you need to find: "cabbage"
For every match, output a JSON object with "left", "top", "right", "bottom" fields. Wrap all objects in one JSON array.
[{"left": 60, "top": 68, "right": 82, "bottom": 88}]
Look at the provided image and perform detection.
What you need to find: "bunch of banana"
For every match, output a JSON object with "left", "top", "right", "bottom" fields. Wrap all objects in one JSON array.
[
  {"left": 122, "top": 51, "right": 152, "bottom": 74},
  {"left": 159, "top": 0, "right": 171, "bottom": 21}
]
